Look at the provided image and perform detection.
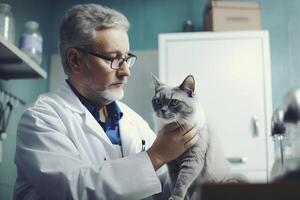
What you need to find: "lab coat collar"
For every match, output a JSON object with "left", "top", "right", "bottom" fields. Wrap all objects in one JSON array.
[
  {"left": 58, "top": 82, "right": 115, "bottom": 152},
  {"left": 84, "top": 108, "right": 120, "bottom": 158},
  {"left": 84, "top": 106, "right": 138, "bottom": 158},
  {"left": 119, "top": 115, "right": 137, "bottom": 156},
  {"left": 57, "top": 82, "right": 137, "bottom": 158},
  {"left": 57, "top": 82, "right": 85, "bottom": 114}
]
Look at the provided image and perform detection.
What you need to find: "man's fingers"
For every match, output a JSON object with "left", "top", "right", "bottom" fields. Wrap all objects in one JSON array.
[
  {"left": 159, "top": 122, "right": 178, "bottom": 133},
  {"left": 160, "top": 122, "right": 193, "bottom": 134},
  {"left": 184, "top": 132, "right": 199, "bottom": 149},
  {"left": 182, "top": 124, "right": 197, "bottom": 142}
]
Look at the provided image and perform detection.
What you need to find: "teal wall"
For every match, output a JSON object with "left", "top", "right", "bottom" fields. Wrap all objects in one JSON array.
[
  {"left": 0, "top": 0, "right": 52, "bottom": 199},
  {"left": 287, "top": 1, "right": 300, "bottom": 90},
  {"left": 48, "top": 0, "right": 299, "bottom": 108},
  {"left": 49, "top": 0, "right": 210, "bottom": 52},
  {"left": 1, "top": 0, "right": 300, "bottom": 199}
]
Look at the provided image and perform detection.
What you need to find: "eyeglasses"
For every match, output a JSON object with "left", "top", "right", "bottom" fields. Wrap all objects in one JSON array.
[{"left": 74, "top": 47, "right": 137, "bottom": 70}]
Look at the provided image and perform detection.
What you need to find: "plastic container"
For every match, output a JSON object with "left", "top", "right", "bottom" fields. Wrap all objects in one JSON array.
[
  {"left": 19, "top": 21, "right": 43, "bottom": 65},
  {"left": 0, "top": 3, "right": 15, "bottom": 44}
]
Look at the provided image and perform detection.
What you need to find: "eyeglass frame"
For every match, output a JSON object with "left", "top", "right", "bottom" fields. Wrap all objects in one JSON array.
[{"left": 73, "top": 47, "right": 137, "bottom": 70}]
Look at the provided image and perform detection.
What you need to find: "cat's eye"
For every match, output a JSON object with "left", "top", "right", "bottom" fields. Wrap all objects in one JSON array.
[
  {"left": 170, "top": 99, "right": 179, "bottom": 107},
  {"left": 154, "top": 98, "right": 162, "bottom": 105}
]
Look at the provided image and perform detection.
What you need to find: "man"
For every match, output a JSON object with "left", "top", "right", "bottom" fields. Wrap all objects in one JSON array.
[{"left": 14, "top": 4, "right": 198, "bottom": 200}]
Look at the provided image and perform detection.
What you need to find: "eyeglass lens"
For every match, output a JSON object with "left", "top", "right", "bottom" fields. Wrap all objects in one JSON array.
[{"left": 111, "top": 56, "right": 136, "bottom": 69}]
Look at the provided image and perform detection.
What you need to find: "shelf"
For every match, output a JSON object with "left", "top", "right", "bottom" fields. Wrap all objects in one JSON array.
[{"left": 0, "top": 35, "right": 47, "bottom": 79}]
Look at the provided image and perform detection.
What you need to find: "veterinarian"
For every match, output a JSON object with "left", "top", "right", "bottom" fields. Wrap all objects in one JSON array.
[{"left": 14, "top": 4, "right": 199, "bottom": 200}]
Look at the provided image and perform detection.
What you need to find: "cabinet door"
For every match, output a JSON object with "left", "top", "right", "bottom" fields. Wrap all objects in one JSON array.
[{"left": 159, "top": 32, "right": 272, "bottom": 176}]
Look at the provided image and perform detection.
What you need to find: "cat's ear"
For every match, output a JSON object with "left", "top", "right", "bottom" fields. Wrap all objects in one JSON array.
[
  {"left": 151, "top": 73, "right": 164, "bottom": 89},
  {"left": 179, "top": 75, "right": 195, "bottom": 97}
]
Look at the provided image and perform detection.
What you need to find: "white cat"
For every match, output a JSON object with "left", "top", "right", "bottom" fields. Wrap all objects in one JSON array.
[{"left": 151, "top": 74, "right": 245, "bottom": 200}]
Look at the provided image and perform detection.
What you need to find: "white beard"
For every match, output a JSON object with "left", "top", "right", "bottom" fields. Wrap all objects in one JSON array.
[
  {"left": 79, "top": 79, "right": 125, "bottom": 105},
  {"left": 97, "top": 88, "right": 124, "bottom": 102}
]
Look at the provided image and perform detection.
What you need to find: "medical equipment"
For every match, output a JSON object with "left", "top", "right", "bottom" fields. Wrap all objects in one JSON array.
[
  {"left": 282, "top": 89, "right": 300, "bottom": 165},
  {"left": 271, "top": 108, "right": 286, "bottom": 167},
  {"left": 271, "top": 89, "right": 300, "bottom": 179},
  {"left": 0, "top": 89, "right": 25, "bottom": 139}
]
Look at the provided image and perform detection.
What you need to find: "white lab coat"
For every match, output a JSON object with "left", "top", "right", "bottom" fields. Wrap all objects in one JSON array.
[{"left": 14, "top": 82, "right": 170, "bottom": 200}]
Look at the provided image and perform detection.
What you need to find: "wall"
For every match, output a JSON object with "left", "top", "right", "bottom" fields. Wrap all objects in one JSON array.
[
  {"left": 1, "top": 0, "right": 300, "bottom": 199},
  {"left": 0, "top": 0, "right": 52, "bottom": 199},
  {"left": 287, "top": 1, "right": 300, "bottom": 89},
  {"left": 48, "top": 0, "right": 299, "bottom": 109},
  {"left": 48, "top": 0, "right": 210, "bottom": 52}
]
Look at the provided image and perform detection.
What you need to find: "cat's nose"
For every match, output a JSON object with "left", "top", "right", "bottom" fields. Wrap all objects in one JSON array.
[{"left": 161, "top": 108, "right": 167, "bottom": 114}]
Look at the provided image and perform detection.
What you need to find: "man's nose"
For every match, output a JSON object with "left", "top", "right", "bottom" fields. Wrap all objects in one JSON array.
[{"left": 117, "top": 62, "right": 131, "bottom": 77}]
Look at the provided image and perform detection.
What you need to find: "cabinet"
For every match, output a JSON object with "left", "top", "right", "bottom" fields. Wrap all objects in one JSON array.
[
  {"left": 0, "top": 35, "right": 47, "bottom": 79},
  {"left": 159, "top": 31, "right": 273, "bottom": 182}
]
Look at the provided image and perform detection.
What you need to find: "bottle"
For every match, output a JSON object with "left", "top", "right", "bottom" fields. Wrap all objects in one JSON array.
[
  {"left": 0, "top": 3, "right": 15, "bottom": 44},
  {"left": 182, "top": 20, "right": 194, "bottom": 32},
  {"left": 19, "top": 21, "right": 43, "bottom": 65}
]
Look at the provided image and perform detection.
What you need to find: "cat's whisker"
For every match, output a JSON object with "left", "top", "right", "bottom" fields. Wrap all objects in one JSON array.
[{"left": 180, "top": 115, "right": 188, "bottom": 120}]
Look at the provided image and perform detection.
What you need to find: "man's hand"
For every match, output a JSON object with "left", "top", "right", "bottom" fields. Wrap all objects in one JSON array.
[{"left": 146, "top": 123, "right": 199, "bottom": 170}]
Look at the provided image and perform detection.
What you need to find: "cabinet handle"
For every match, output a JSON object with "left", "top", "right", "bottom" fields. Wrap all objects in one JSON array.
[
  {"left": 252, "top": 115, "right": 259, "bottom": 137},
  {"left": 227, "top": 157, "right": 248, "bottom": 164}
]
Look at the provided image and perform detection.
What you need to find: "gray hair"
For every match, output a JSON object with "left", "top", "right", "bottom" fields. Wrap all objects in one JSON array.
[{"left": 59, "top": 4, "right": 130, "bottom": 75}]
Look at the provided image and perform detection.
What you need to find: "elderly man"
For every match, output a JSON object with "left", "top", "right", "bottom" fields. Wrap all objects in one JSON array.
[{"left": 14, "top": 4, "right": 198, "bottom": 200}]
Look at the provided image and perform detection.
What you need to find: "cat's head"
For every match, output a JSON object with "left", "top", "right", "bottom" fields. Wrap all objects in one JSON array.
[{"left": 151, "top": 74, "right": 203, "bottom": 127}]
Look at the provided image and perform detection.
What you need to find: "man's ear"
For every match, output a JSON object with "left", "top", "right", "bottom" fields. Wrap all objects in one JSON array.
[
  {"left": 151, "top": 73, "right": 164, "bottom": 90},
  {"left": 67, "top": 48, "right": 82, "bottom": 73},
  {"left": 179, "top": 75, "right": 195, "bottom": 97}
]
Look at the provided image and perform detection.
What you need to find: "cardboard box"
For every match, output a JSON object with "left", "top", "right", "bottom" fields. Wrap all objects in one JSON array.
[{"left": 205, "top": 1, "right": 261, "bottom": 31}]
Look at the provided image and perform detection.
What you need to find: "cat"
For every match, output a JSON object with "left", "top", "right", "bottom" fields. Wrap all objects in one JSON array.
[{"left": 151, "top": 74, "right": 243, "bottom": 200}]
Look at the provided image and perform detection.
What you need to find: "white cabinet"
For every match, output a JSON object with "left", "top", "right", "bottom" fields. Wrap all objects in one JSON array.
[{"left": 159, "top": 31, "right": 273, "bottom": 182}]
